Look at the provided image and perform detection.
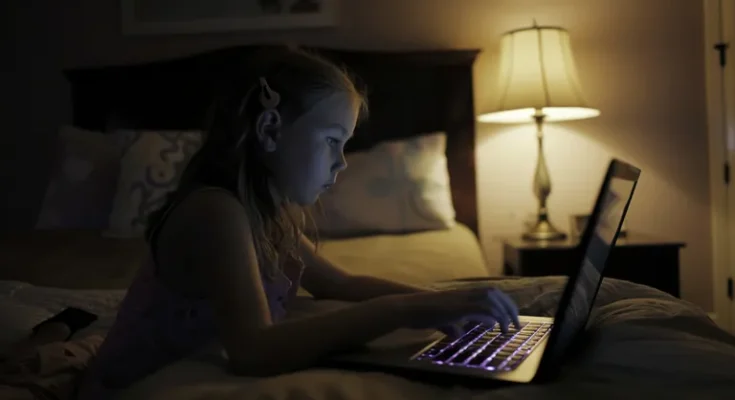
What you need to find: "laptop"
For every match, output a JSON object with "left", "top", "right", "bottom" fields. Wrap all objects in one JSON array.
[{"left": 327, "top": 158, "right": 641, "bottom": 385}]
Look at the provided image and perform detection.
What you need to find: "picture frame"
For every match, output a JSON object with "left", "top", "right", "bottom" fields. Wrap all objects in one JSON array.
[{"left": 121, "top": 0, "right": 339, "bottom": 36}]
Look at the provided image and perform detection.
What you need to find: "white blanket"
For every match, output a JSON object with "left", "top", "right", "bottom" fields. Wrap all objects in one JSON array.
[
  {"left": 119, "top": 277, "right": 735, "bottom": 400},
  {"left": 2, "top": 278, "right": 734, "bottom": 400}
]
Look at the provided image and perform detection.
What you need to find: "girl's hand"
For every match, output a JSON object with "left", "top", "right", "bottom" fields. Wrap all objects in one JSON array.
[{"left": 390, "top": 287, "right": 521, "bottom": 337}]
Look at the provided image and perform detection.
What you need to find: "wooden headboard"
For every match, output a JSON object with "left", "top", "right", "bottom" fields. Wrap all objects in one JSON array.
[{"left": 63, "top": 45, "right": 481, "bottom": 236}]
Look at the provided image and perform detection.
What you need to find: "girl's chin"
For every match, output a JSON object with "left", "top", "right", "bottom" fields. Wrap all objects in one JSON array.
[{"left": 285, "top": 185, "right": 328, "bottom": 207}]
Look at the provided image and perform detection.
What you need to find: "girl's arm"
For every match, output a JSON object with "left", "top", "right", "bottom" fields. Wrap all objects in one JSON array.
[
  {"left": 298, "top": 235, "right": 429, "bottom": 302},
  {"left": 162, "top": 191, "right": 412, "bottom": 377}
]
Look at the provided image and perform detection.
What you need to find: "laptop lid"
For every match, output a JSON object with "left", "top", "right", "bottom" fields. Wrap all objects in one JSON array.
[{"left": 536, "top": 159, "right": 641, "bottom": 376}]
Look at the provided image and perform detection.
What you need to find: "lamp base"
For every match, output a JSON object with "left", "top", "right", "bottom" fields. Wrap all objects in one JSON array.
[{"left": 522, "top": 219, "right": 567, "bottom": 241}]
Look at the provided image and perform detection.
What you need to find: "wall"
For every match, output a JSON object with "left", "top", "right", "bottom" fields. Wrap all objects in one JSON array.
[{"left": 3, "top": 0, "right": 712, "bottom": 310}]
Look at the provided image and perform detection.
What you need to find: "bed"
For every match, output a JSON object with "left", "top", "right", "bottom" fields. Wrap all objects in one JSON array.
[
  {"left": 60, "top": 44, "right": 490, "bottom": 282},
  {"left": 2, "top": 45, "right": 735, "bottom": 399}
]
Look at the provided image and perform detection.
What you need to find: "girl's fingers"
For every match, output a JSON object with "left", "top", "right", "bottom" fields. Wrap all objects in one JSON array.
[
  {"left": 480, "top": 302, "right": 510, "bottom": 333},
  {"left": 453, "top": 287, "right": 520, "bottom": 332},
  {"left": 464, "top": 315, "right": 498, "bottom": 331},
  {"left": 440, "top": 323, "right": 464, "bottom": 339},
  {"left": 491, "top": 291, "right": 521, "bottom": 329},
  {"left": 474, "top": 289, "right": 519, "bottom": 332}
]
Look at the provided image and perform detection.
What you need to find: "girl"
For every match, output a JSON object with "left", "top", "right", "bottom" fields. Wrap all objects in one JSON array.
[{"left": 76, "top": 46, "right": 520, "bottom": 398}]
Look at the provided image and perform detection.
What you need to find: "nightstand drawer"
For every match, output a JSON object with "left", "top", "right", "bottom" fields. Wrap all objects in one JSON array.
[
  {"left": 501, "top": 234, "right": 684, "bottom": 298},
  {"left": 606, "top": 246, "right": 681, "bottom": 297},
  {"left": 503, "top": 247, "right": 579, "bottom": 276}
]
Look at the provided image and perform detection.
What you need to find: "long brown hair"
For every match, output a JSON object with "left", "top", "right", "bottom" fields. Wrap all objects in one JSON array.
[{"left": 146, "top": 46, "right": 367, "bottom": 278}]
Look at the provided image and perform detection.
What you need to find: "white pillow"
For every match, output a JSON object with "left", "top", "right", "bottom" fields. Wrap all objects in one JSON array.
[
  {"left": 36, "top": 126, "right": 122, "bottom": 229},
  {"left": 310, "top": 132, "right": 456, "bottom": 237},
  {"left": 105, "top": 130, "right": 204, "bottom": 238}
]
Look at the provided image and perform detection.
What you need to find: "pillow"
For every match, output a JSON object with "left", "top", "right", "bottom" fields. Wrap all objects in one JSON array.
[
  {"left": 310, "top": 132, "right": 455, "bottom": 237},
  {"left": 105, "top": 130, "right": 203, "bottom": 238},
  {"left": 35, "top": 126, "right": 121, "bottom": 229}
]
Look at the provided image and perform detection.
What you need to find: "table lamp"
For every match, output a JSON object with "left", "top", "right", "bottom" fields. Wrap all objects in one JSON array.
[{"left": 478, "top": 22, "right": 600, "bottom": 241}]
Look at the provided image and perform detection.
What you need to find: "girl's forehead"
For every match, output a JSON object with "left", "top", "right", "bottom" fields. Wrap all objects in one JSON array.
[{"left": 291, "top": 92, "right": 359, "bottom": 127}]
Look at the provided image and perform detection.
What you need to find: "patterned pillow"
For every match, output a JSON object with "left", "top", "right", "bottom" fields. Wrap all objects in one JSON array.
[
  {"left": 35, "top": 126, "right": 122, "bottom": 229},
  {"left": 309, "top": 132, "right": 456, "bottom": 237},
  {"left": 104, "top": 130, "right": 203, "bottom": 238}
]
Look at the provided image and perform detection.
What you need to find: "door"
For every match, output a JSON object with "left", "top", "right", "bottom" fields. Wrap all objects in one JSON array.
[
  {"left": 704, "top": 0, "right": 735, "bottom": 333},
  {"left": 727, "top": 0, "right": 735, "bottom": 333}
]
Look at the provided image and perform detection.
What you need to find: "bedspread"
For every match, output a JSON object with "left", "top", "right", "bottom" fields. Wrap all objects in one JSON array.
[{"left": 113, "top": 277, "right": 735, "bottom": 400}]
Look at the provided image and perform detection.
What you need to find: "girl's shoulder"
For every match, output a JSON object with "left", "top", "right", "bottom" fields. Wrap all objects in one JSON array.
[
  {"left": 151, "top": 186, "right": 250, "bottom": 295},
  {"left": 160, "top": 186, "right": 248, "bottom": 241},
  {"left": 177, "top": 186, "right": 241, "bottom": 213}
]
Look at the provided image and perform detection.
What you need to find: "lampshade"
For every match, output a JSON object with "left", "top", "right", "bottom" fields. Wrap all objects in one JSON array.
[{"left": 478, "top": 25, "right": 600, "bottom": 124}]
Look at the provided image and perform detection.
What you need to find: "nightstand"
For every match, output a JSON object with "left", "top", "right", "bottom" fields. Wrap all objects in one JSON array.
[{"left": 501, "top": 233, "right": 685, "bottom": 298}]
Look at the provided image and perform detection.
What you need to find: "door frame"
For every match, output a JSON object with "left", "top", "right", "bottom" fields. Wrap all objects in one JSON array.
[{"left": 703, "top": 0, "right": 734, "bottom": 332}]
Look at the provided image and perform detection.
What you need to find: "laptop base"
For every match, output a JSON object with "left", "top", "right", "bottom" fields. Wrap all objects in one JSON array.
[{"left": 327, "top": 316, "right": 553, "bottom": 385}]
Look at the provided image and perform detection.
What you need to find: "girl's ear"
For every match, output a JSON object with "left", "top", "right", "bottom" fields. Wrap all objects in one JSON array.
[{"left": 255, "top": 109, "right": 282, "bottom": 152}]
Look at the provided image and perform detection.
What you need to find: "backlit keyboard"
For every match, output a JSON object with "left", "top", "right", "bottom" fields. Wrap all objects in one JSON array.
[{"left": 414, "top": 321, "right": 551, "bottom": 372}]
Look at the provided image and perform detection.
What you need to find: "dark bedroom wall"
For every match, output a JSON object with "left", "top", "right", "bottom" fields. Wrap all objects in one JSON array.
[{"left": 2, "top": 0, "right": 713, "bottom": 311}]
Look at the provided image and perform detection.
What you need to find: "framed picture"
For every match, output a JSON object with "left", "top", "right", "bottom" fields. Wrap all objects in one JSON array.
[{"left": 121, "top": 0, "right": 339, "bottom": 36}]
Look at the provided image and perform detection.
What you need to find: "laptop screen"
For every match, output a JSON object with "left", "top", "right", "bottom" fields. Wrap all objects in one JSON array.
[{"left": 546, "top": 170, "right": 638, "bottom": 361}]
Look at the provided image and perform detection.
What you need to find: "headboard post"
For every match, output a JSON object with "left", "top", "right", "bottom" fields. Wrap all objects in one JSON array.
[{"left": 445, "top": 61, "right": 479, "bottom": 236}]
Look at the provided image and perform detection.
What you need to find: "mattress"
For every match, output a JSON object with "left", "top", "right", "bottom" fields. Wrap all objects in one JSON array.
[{"left": 316, "top": 223, "right": 490, "bottom": 286}]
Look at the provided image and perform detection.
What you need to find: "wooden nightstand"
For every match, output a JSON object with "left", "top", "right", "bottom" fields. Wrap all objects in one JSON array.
[{"left": 501, "top": 233, "right": 685, "bottom": 298}]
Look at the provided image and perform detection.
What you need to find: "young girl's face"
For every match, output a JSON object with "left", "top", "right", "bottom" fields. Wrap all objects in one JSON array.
[{"left": 266, "top": 92, "right": 359, "bottom": 205}]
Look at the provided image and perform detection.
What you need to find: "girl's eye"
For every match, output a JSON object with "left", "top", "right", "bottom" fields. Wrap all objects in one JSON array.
[{"left": 326, "top": 137, "right": 340, "bottom": 146}]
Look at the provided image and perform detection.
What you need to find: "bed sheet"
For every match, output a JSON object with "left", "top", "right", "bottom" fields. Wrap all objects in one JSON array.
[
  {"left": 315, "top": 223, "right": 490, "bottom": 286},
  {"left": 4, "top": 277, "right": 732, "bottom": 400},
  {"left": 117, "top": 277, "right": 735, "bottom": 399},
  {"left": 0, "top": 224, "right": 487, "bottom": 293},
  {"left": 0, "top": 280, "right": 125, "bottom": 353}
]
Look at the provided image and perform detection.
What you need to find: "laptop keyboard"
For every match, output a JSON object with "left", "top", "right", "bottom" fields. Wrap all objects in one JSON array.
[{"left": 414, "top": 321, "right": 552, "bottom": 372}]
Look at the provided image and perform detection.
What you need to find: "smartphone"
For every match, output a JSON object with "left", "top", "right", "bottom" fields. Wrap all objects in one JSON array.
[{"left": 32, "top": 307, "right": 99, "bottom": 338}]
